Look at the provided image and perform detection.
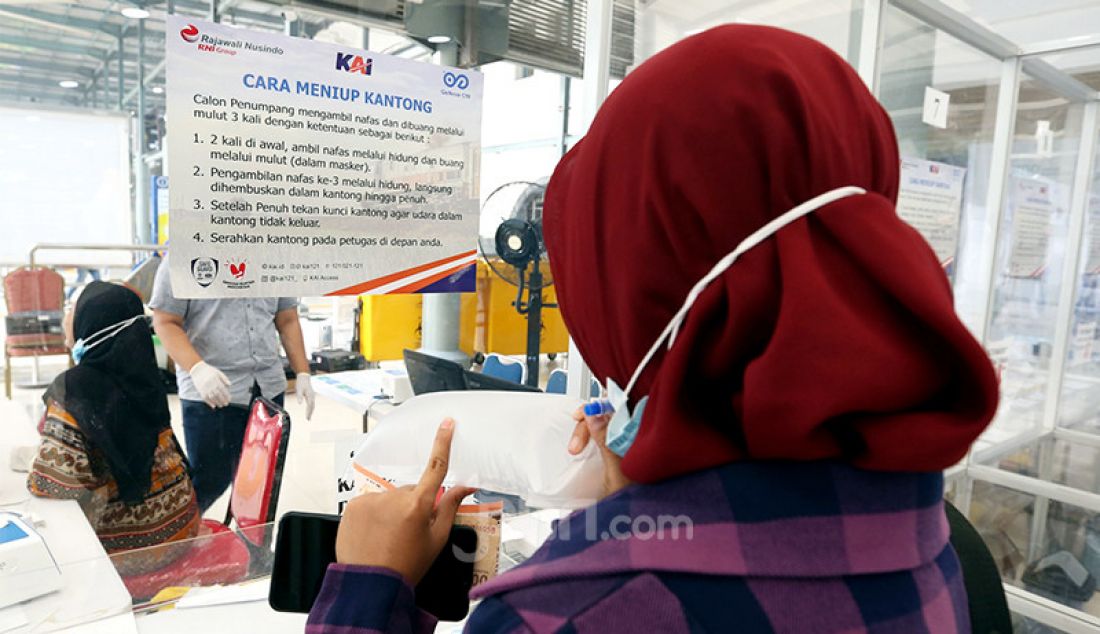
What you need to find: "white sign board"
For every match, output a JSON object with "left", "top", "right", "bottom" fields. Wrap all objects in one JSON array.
[
  {"left": 896, "top": 158, "right": 966, "bottom": 269},
  {"left": 922, "top": 86, "right": 950, "bottom": 129},
  {"left": 1072, "top": 322, "right": 1097, "bottom": 367},
  {"left": 1087, "top": 196, "right": 1100, "bottom": 276},
  {"left": 166, "top": 17, "right": 482, "bottom": 298},
  {"left": 1007, "top": 178, "right": 1056, "bottom": 278}
]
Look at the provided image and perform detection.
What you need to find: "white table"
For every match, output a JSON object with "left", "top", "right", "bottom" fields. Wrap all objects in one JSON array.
[
  {"left": 0, "top": 402, "right": 133, "bottom": 633},
  {"left": 1, "top": 400, "right": 308, "bottom": 633},
  {"left": 132, "top": 580, "right": 306, "bottom": 634},
  {"left": 312, "top": 369, "right": 405, "bottom": 432}
]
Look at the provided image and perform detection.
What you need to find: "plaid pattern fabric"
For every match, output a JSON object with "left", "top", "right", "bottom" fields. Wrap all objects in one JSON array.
[{"left": 307, "top": 463, "right": 968, "bottom": 633}]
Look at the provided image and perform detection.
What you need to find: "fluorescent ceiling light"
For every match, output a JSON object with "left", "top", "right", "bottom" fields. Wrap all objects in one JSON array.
[
  {"left": 427, "top": 35, "right": 451, "bottom": 44},
  {"left": 152, "top": 86, "right": 164, "bottom": 94},
  {"left": 58, "top": 80, "right": 79, "bottom": 88},
  {"left": 121, "top": 7, "right": 150, "bottom": 19}
]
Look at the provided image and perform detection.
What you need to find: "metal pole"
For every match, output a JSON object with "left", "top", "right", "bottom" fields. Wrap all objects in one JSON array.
[
  {"left": 460, "top": 0, "right": 478, "bottom": 68},
  {"left": 29, "top": 244, "right": 167, "bottom": 269},
  {"left": 566, "top": 0, "right": 612, "bottom": 400},
  {"left": 559, "top": 76, "right": 571, "bottom": 156},
  {"left": 975, "top": 56, "right": 1022, "bottom": 347},
  {"left": 856, "top": 0, "right": 884, "bottom": 91},
  {"left": 134, "top": 18, "right": 150, "bottom": 245},
  {"left": 117, "top": 35, "right": 124, "bottom": 110},
  {"left": 419, "top": 41, "right": 467, "bottom": 364},
  {"left": 209, "top": 0, "right": 219, "bottom": 23},
  {"left": 167, "top": 0, "right": 175, "bottom": 15},
  {"left": 525, "top": 267, "right": 543, "bottom": 387}
]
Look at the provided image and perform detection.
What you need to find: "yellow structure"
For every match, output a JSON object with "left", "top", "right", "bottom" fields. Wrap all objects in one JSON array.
[
  {"left": 478, "top": 260, "right": 569, "bottom": 356},
  {"left": 358, "top": 294, "right": 422, "bottom": 362},
  {"left": 357, "top": 260, "right": 567, "bottom": 362},
  {"left": 358, "top": 293, "right": 478, "bottom": 362}
]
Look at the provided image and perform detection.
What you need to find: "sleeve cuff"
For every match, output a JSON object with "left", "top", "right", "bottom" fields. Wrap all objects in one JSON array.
[{"left": 307, "top": 564, "right": 438, "bottom": 634}]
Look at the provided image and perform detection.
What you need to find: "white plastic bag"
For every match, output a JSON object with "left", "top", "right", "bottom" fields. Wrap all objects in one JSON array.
[{"left": 352, "top": 391, "right": 603, "bottom": 508}]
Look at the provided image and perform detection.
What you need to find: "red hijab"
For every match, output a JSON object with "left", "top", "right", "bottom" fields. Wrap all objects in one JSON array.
[{"left": 543, "top": 25, "right": 999, "bottom": 483}]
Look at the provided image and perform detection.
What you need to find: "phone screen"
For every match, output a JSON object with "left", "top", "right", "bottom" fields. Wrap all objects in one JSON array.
[
  {"left": 269, "top": 511, "right": 477, "bottom": 621},
  {"left": 269, "top": 512, "right": 339, "bottom": 614}
]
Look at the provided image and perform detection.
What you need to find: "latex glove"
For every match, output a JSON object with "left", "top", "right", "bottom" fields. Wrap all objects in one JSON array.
[
  {"left": 296, "top": 373, "right": 315, "bottom": 420},
  {"left": 191, "top": 360, "right": 231, "bottom": 408}
]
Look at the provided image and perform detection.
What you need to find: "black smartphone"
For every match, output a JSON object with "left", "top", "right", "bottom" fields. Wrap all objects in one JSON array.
[{"left": 269, "top": 511, "right": 477, "bottom": 621}]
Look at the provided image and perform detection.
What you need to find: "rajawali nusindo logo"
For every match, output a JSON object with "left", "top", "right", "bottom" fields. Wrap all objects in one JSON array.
[
  {"left": 181, "top": 25, "right": 285, "bottom": 58},
  {"left": 223, "top": 258, "right": 255, "bottom": 290},
  {"left": 191, "top": 257, "right": 218, "bottom": 288},
  {"left": 180, "top": 24, "right": 200, "bottom": 43}
]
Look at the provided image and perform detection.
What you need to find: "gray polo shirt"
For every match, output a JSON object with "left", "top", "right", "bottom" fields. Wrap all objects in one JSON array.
[{"left": 150, "top": 256, "right": 298, "bottom": 405}]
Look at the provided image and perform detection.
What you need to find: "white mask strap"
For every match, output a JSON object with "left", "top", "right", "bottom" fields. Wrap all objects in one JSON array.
[
  {"left": 80, "top": 315, "right": 148, "bottom": 350},
  {"left": 622, "top": 186, "right": 866, "bottom": 397}
]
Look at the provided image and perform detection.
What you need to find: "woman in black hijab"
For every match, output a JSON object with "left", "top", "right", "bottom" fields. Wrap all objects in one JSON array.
[{"left": 28, "top": 281, "right": 200, "bottom": 575}]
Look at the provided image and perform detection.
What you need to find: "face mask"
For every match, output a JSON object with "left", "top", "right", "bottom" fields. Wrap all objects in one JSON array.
[
  {"left": 598, "top": 186, "right": 867, "bottom": 457},
  {"left": 72, "top": 315, "right": 148, "bottom": 364}
]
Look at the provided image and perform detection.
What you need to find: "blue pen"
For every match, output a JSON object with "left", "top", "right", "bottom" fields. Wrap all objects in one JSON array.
[{"left": 584, "top": 400, "right": 614, "bottom": 417}]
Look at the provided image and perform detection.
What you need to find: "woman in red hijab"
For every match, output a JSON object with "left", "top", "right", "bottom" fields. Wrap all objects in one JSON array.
[{"left": 308, "top": 25, "right": 998, "bottom": 633}]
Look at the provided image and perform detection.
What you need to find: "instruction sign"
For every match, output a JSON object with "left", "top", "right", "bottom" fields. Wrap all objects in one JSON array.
[
  {"left": 166, "top": 17, "right": 482, "bottom": 298},
  {"left": 1007, "top": 178, "right": 1056, "bottom": 278},
  {"left": 896, "top": 157, "right": 966, "bottom": 269},
  {"left": 1087, "top": 196, "right": 1100, "bottom": 276}
]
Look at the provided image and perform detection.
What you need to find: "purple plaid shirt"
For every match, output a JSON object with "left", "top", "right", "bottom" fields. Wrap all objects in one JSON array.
[{"left": 308, "top": 462, "right": 968, "bottom": 633}]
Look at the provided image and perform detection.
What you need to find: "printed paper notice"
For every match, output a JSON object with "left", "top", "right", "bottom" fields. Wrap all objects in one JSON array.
[
  {"left": 922, "top": 86, "right": 950, "bottom": 129},
  {"left": 896, "top": 158, "right": 966, "bottom": 268},
  {"left": 1007, "top": 178, "right": 1055, "bottom": 278},
  {"left": 166, "top": 17, "right": 482, "bottom": 298},
  {"left": 1087, "top": 196, "right": 1100, "bottom": 276}
]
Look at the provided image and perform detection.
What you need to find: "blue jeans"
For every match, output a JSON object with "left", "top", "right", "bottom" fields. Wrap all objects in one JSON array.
[{"left": 181, "top": 392, "right": 284, "bottom": 512}]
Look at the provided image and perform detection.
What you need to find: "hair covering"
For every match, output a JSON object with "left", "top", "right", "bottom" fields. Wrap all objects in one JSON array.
[
  {"left": 45, "top": 281, "right": 172, "bottom": 505},
  {"left": 543, "top": 25, "right": 999, "bottom": 483}
]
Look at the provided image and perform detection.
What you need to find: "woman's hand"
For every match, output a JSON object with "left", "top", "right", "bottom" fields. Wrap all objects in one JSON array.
[
  {"left": 568, "top": 406, "right": 632, "bottom": 497},
  {"left": 335, "top": 418, "right": 478, "bottom": 584}
]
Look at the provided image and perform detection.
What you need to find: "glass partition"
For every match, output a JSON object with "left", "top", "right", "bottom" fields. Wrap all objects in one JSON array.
[
  {"left": 969, "top": 479, "right": 1100, "bottom": 620},
  {"left": 878, "top": 4, "right": 1003, "bottom": 335},
  {"left": 0, "top": 550, "right": 132, "bottom": 632},
  {"left": 618, "top": 0, "right": 864, "bottom": 75},
  {"left": 1052, "top": 45, "right": 1100, "bottom": 433},
  {"left": 112, "top": 521, "right": 277, "bottom": 609},
  {"left": 938, "top": 1, "right": 1100, "bottom": 50},
  {"left": 981, "top": 78, "right": 1086, "bottom": 449}
]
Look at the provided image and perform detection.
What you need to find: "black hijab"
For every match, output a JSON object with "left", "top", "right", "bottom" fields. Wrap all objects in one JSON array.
[{"left": 44, "top": 281, "right": 171, "bottom": 505}]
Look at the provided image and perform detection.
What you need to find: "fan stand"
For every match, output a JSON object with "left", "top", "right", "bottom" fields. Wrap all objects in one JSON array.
[{"left": 521, "top": 266, "right": 546, "bottom": 389}]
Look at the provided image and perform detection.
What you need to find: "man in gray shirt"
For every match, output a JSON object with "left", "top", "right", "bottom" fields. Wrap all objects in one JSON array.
[{"left": 150, "top": 256, "right": 314, "bottom": 511}]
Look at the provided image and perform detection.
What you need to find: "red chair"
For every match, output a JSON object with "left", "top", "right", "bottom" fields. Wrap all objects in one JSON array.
[
  {"left": 4, "top": 267, "right": 67, "bottom": 399},
  {"left": 122, "top": 397, "right": 292, "bottom": 600}
]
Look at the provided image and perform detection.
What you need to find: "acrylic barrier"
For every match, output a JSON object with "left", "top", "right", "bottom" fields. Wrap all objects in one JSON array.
[{"left": 0, "top": 519, "right": 279, "bottom": 633}]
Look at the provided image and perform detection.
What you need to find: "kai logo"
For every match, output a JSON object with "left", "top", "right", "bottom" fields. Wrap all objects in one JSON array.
[{"left": 335, "top": 52, "right": 372, "bottom": 75}]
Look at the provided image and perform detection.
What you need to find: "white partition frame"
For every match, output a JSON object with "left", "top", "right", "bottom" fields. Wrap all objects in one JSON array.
[
  {"left": 573, "top": 0, "right": 1100, "bottom": 629},
  {"left": 875, "top": 1, "right": 1100, "bottom": 630}
]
